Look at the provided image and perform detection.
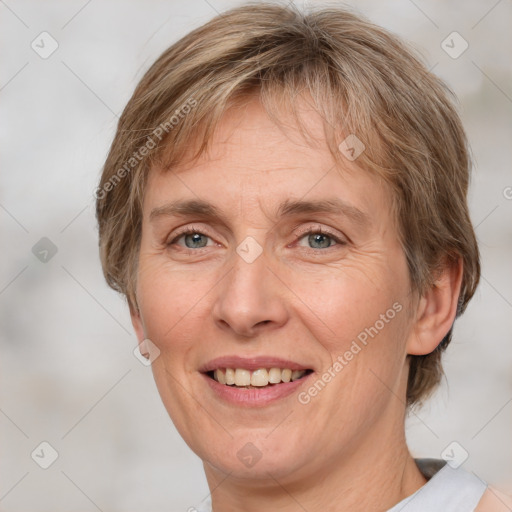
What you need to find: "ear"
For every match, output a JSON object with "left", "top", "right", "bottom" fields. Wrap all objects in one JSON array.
[
  {"left": 129, "top": 302, "right": 146, "bottom": 343},
  {"left": 407, "top": 257, "right": 463, "bottom": 356}
]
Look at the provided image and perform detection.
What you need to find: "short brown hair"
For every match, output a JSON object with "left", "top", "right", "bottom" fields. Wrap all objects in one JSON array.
[{"left": 96, "top": 1, "right": 480, "bottom": 406}]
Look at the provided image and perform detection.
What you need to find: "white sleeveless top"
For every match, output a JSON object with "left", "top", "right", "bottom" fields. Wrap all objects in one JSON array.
[{"left": 193, "top": 459, "right": 487, "bottom": 512}]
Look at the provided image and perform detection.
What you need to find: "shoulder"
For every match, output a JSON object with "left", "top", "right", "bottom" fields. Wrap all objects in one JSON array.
[{"left": 475, "top": 486, "right": 512, "bottom": 512}]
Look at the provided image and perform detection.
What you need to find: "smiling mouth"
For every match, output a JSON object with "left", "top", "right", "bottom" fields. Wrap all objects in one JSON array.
[{"left": 207, "top": 367, "right": 314, "bottom": 389}]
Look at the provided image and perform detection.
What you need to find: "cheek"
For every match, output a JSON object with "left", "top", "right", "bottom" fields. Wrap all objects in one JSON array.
[
  {"left": 285, "top": 258, "right": 411, "bottom": 398},
  {"left": 135, "top": 262, "right": 216, "bottom": 439},
  {"left": 135, "top": 259, "right": 218, "bottom": 351},
  {"left": 287, "top": 259, "right": 408, "bottom": 342}
]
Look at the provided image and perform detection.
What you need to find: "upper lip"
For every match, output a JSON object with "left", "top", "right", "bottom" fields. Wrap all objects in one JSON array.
[{"left": 199, "top": 356, "right": 312, "bottom": 373}]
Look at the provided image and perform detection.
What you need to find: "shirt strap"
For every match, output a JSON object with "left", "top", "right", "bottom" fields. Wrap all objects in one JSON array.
[{"left": 387, "top": 458, "right": 488, "bottom": 512}]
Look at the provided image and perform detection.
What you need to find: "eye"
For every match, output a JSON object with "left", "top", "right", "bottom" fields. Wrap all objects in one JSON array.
[
  {"left": 169, "top": 229, "right": 215, "bottom": 249},
  {"left": 295, "top": 227, "right": 345, "bottom": 249}
]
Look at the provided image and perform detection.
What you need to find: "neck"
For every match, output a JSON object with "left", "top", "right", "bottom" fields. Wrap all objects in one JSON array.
[{"left": 203, "top": 407, "right": 427, "bottom": 511}]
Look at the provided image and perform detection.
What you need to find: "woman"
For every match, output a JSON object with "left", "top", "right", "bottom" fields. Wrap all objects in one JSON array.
[{"left": 95, "top": 2, "right": 511, "bottom": 510}]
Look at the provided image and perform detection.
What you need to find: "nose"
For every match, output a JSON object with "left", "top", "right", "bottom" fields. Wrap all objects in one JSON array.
[{"left": 211, "top": 243, "right": 289, "bottom": 338}]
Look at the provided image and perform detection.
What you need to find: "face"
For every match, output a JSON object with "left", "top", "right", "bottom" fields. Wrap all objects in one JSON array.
[{"left": 132, "top": 96, "right": 417, "bottom": 483}]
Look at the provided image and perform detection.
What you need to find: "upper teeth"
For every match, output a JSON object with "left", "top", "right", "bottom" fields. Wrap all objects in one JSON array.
[{"left": 213, "top": 368, "right": 307, "bottom": 387}]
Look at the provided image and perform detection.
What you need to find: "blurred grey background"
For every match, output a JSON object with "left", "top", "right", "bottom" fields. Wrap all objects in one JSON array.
[{"left": 1, "top": 0, "right": 511, "bottom": 510}]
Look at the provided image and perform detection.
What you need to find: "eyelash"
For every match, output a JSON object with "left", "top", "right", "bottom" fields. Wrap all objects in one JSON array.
[
  {"left": 292, "top": 226, "right": 347, "bottom": 249},
  {"left": 167, "top": 225, "right": 215, "bottom": 248},
  {"left": 168, "top": 224, "right": 346, "bottom": 251}
]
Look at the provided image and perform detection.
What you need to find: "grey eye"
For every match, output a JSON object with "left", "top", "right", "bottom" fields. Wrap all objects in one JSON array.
[
  {"left": 307, "top": 233, "right": 334, "bottom": 249},
  {"left": 184, "top": 233, "right": 209, "bottom": 248}
]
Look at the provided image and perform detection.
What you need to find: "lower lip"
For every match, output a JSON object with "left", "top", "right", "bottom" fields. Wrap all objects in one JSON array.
[{"left": 202, "top": 373, "right": 312, "bottom": 407}]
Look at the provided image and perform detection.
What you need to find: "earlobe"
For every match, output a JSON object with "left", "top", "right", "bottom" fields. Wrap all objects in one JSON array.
[
  {"left": 129, "top": 302, "right": 146, "bottom": 343},
  {"left": 407, "top": 257, "right": 463, "bottom": 356}
]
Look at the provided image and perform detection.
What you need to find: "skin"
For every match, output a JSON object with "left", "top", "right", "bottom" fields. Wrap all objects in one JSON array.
[{"left": 130, "top": 94, "right": 468, "bottom": 511}]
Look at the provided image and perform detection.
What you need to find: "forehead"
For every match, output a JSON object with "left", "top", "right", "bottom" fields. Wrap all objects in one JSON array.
[
  {"left": 144, "top": 95, "right": 391, "bottom": 224},
  {"left": 172, "top": 96, "right": 335, "bottom": 176}
]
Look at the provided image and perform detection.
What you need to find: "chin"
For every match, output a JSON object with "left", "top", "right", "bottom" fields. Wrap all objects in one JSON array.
[{"left": 199, "top": 433, "right": 314, "bottom": 482}]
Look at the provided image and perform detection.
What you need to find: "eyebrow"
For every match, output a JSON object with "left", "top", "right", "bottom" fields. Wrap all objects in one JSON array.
[
  {"left": 277, "top": 198, "right": 370, "bottom": 227},
  {"left": 150, "top": 199, "right": 228, "bottom": 223},
  {"left": 149, "top": 198, "right": 370, "bottom": 228}
]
